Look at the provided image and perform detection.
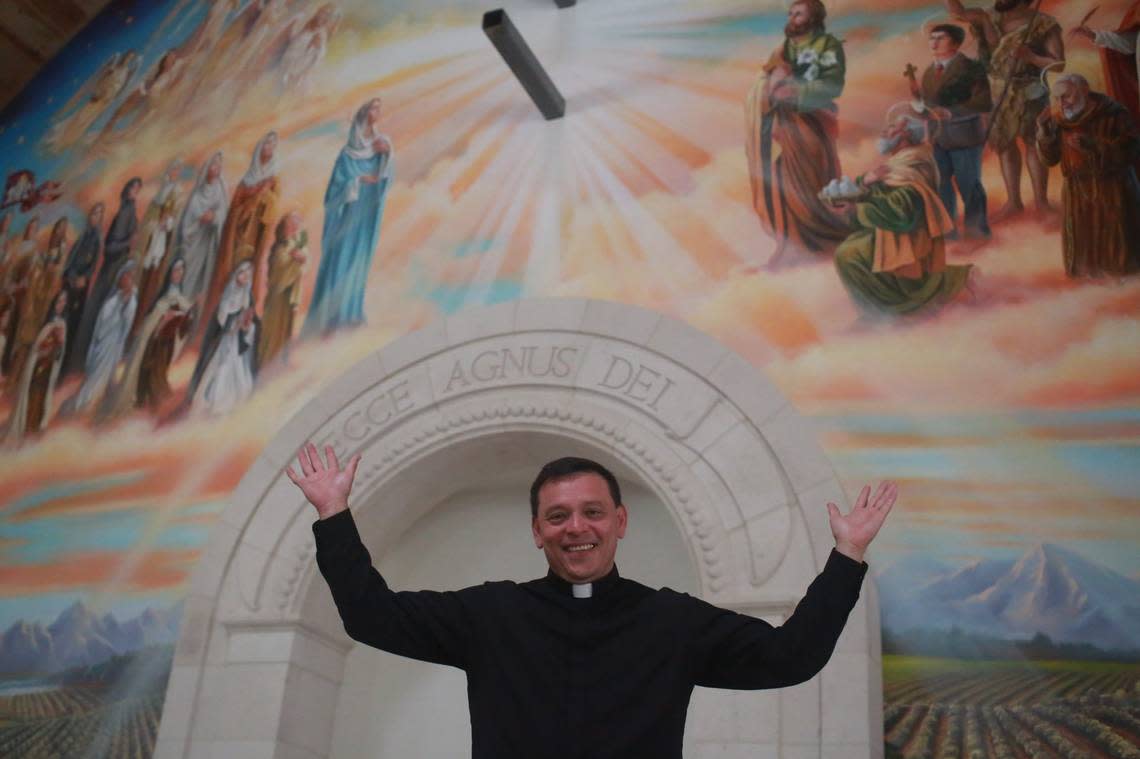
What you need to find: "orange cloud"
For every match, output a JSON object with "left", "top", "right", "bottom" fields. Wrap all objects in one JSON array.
[
  {"left": 0, "top": 548, "right": 199, "bottom": 595},
  {"left": 2, "top": 435, "right": 261, "bottom": 521}
]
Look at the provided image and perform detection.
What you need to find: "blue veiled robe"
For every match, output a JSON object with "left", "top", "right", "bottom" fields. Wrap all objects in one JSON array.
[{"left": 303, "top": 147, "right": 391, "bottom": 335}]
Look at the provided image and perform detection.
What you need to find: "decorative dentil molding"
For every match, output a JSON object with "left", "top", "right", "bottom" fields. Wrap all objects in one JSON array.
[{"left": 217, "top": 301, "right": 818, "bottom": 624}]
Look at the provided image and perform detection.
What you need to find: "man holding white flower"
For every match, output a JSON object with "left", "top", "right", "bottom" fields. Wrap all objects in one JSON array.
[
  {"left": 746, "top": 0, "right": 850, "bottom": 267},
  {"left": 831, "top": 109, "right": 975, "bottom": 316}
]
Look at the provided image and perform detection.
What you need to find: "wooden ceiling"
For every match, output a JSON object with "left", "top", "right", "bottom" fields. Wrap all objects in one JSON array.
[{"left": 0, "top": 0, "right": 113, "bottom": 112}]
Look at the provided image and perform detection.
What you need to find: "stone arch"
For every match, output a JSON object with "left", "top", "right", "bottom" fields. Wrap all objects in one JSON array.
[{"left": 155, "top": 298, "right": 882, "bottom": 759}]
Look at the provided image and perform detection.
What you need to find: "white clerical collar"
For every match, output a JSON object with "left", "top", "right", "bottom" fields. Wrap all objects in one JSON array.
[{"left": 572, "top": 583, "right": 593, "bottom": 599}]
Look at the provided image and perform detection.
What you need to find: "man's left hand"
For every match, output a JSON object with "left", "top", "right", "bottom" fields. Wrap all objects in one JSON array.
[{"left": 827, "top": 481, "right": 898, "bottom": 563}]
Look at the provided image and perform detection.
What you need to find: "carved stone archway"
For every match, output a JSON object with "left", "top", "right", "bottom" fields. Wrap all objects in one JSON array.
[{"left": 155, "top": 298, "right": 882, "bottom": 759}]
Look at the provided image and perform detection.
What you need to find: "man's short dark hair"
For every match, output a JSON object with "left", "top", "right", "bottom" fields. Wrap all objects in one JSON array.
[
  {"left": 930, "top": 24, "right": 966, "bottom": 46},
  {"left": 530, "top": 457, "right": 623, "bottom": 518}
]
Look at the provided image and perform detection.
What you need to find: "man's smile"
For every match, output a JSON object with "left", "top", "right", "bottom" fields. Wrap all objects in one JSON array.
[{"left": 565, "top": 543, "right": 598, "bottom": 552}]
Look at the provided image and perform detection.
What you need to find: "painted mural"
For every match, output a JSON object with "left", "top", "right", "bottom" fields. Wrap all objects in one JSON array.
[{"left": 0, "top": 0, "right": 1137, "bottom": 756}]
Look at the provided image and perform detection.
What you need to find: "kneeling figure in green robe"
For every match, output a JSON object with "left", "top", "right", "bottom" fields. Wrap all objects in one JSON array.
[{"left": 833, "top": 113, "right": 973, "bottom": 315}]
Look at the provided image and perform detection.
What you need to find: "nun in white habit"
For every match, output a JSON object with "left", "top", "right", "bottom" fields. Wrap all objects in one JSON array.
[
  {"left": 67, "top": 260, "right": 138, "bottom": 414},
  {"left": 192, "top": 259, "right": 257, "bottom": 416}
]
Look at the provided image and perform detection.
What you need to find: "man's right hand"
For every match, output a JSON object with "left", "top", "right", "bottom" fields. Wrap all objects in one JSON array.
[{"left": 286, "top": 442, "right": 361, "bottom": 519}]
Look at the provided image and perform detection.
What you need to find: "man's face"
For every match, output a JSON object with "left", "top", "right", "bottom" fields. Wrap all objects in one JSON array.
[
  {"left": 1055, "top": 83, "right": 1088, "bottom": 119},
  {"left": 785, "top": 4, "right": 813, "bottom": 37},
  {"left": 532, "top": 472, "right": 627, "bottom": 584},
  {"left": 127, "top": 182, "right": 140, "bottom": 201},
  {"left": 877, "top": 117, "right": 918, "bottom": 155},
  {"left": 929, "top": 32, "right": 960, "bottom": 59}
]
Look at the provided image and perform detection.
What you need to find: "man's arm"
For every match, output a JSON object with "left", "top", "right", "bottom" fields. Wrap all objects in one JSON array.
[
  {"left": 854, "top": 184, "right": 923, "bottom": 235},
  {"left": 1035, "top": 110, "right": 1062, "bottom": 167},
  {"left": 1092, "top": 30, "right": 1138, "bottom": 54},
  {"left": 291, "top": 444, "right": 471, "bottom": 667},
  {"left": 691, "top": 482, "right": 896, "bottom": 690},
  {"left": 1017, "top": 23, "right": 1065, "bottom": 72},
  {"left": 945, "top": 1, "right": 998, "bottom": 49}
]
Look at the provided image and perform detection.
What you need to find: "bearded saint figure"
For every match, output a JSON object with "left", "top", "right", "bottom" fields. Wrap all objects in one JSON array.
[{"left": 746, "top": 0, "right": 850, "bottom": 267}]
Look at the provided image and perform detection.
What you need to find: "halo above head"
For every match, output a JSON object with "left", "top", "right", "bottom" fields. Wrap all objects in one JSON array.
[{"left": 885, "top": 101, "right": 924, "bottom": 125}]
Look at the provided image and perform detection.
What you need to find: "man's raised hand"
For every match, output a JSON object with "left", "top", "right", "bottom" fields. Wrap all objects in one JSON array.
[
  {"left": 286, "top": 442, "right": 362, "bottom": 520},
  {"left": 826, "top": 481, "right": 898, "bottom": 563}
]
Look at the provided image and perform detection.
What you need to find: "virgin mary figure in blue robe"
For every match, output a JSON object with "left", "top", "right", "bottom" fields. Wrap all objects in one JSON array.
[{"left": 303, "top": 98, "right": 393, "bottom": 336}]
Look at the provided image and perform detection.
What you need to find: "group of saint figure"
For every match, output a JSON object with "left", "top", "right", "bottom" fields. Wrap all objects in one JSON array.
[
  {"left": 45, "top": 0, "right": 342, "bottom": 156},
  {"left": 747, "top": 0, "right": 1140, "bottom": 318},
  {"left": 0, "top": 97, "right": 393, "bottom": 445}
]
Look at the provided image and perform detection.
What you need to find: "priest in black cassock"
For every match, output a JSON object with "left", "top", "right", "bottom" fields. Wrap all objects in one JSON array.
[{"left": 288, "top": 443, "right": 897, "bottom": 759}]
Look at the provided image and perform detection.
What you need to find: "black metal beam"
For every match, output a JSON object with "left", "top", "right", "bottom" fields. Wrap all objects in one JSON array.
[
  {"left": 554, "top": 0, "right": 577, "bottom": 7},
  {"left": 482, "top": 9, "right": 565, "bottom": 120}
]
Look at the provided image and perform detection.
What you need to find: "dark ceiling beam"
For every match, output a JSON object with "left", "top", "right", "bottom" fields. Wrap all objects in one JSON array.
[
  {"left": 0, "top": 22, "right": 46, "bottom": 64},
  {"left": 18, "top": 0, "right": 89, "bottom": 36},
  {"left": 483, "top": 9, "right": 565, "bottom": 120},
  {"left": 0, "top": 0, "right": 109, "bottom": 111}
]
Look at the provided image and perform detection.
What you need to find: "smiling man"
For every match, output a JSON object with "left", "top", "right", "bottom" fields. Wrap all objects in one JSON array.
[{"left": 290, "top": 446, "right": 896, "bottom": 759}]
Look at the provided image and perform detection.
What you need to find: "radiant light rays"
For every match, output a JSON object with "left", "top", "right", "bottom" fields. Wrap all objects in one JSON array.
[{"left": 324, "top": 0, "right": 788, "bottom": 312}]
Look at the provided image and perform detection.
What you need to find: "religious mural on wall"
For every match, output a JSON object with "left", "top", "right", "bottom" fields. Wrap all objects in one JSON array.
[{"left": 0, "top": 0, "right": 1136, "bottom": 756}]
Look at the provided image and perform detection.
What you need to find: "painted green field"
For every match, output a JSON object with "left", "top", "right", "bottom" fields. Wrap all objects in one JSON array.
[
  {"left": 884, "top": 656, "right": 1140, "bottom": 759},
  {"left": 0, "top": 688, "right": 163, "bottom": 758}
]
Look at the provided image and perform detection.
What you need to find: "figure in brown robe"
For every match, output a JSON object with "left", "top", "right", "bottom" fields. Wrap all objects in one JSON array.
[
  {"left": 7, "top": 218, "right": 68, "bottom": 387},
  {"left": 200, "top": 131, "right": 279, "bottom": 340},
  {"left": 745, "top": 0, "right": 850, "bottom": 267},
  {"left": 3, "top": 291, "right": 68, "bottom": 446},
  {"left": 257, "top": 212, "right": 307, "bottom": 370},
  {"left": 100, "top": 256, "right": 194, "bottom": 420},
  {"left": 2, "top": 216, "right": 40, "bottom": 376},
  {"left": 1036, "top": 75, "right": 1140, "bottom": 278}
]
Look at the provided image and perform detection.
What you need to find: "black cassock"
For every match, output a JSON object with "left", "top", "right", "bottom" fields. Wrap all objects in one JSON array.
[{"left": 314, "top": 510, "right": 867, "bottom": 759}]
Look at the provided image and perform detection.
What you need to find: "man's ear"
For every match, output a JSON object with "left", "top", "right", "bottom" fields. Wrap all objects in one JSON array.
[
  {"left": 616, "top": 503, "right": 628, "bottom": 539},
  {"left": 532, "top": 518, "right": 543, "bottom": 549}
]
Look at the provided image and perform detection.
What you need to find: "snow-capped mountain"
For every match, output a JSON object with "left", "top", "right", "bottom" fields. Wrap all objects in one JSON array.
[
  {"left": 875, "top": 544, "right": 1140, "bottom": 651},
  {"left": 0, "top": 601, "right": 182, "bottom": 676}
]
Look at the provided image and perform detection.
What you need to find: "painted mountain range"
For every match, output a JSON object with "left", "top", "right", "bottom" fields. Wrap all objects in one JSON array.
[
  {"left": 0, "top": 601, "right": 182, "bottom": 676},
  {"left": 875, "top": 543, "right": 1140, "bottom": 652}
]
